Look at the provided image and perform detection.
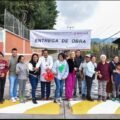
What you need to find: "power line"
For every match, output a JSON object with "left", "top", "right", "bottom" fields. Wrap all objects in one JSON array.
[{"left": 102, "top": 30, "right": 120, "bottom": 43}]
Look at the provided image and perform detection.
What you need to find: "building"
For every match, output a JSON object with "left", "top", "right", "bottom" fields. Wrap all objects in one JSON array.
[
  {"left": 112, "top": 38, "right": 120, "bottom": 55},
  {"left": 0, "top": 28, "right": 41, "bottom": 61}
]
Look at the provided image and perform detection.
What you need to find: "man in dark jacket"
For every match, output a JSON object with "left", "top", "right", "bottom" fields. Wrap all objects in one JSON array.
[{"left": 73, "top": 50, "right": 84, "bottom": 97}]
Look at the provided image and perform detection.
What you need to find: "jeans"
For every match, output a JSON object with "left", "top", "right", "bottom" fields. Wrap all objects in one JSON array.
[
  {"left": 9, "top": 75, "right": 18, "bottom": 98},
  {"left": 0, "top": 77, "right": 6, "bottom": 101},
  {"left": 41, "top": 81, "right": 51, "bottom": 99},
  {"left": 54, "top": 77, "right": 64, "bottom": 99},
  {"left": 29, "top": 74, "right": 38, "bottom": 99},
  {"left": 85, "top": 75, "right": 93, "bottom": 98},
  {"left": 81, "top": 80, "right": 87, "bottom": 95}
]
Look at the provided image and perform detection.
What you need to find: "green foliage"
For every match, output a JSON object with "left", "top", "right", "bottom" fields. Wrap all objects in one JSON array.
[{"left": 0, "top": 0, "right": 58, "bottom": 29}]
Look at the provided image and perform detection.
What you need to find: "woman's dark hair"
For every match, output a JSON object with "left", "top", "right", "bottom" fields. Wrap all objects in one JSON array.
[
  {"left": 17, "top": 55, "right": 24, "bottom": 63},
  {"left": 0, "top": 52, "right": 4, "bottom": 57},
  {"left": 91, "top": 55, "right": 96, "bottom": 59},
  {"left": 58, "top": 53, "right": 66, "bottom": 60},
  {"left": 30, "top": 53, "right": 39, "bottom": 63}
]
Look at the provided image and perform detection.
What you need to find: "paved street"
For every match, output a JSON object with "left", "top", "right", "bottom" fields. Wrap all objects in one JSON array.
[{"left": 0, "top": 53, "right": 120, "bottom": 119}]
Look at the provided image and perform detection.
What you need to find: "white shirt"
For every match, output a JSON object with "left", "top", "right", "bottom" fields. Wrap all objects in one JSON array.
[
  {"left": 85, "top": 61, "right": 95, "bottom": 77},
  {"left": 36, "top": 55, "right": 53, "bottom": 82}
]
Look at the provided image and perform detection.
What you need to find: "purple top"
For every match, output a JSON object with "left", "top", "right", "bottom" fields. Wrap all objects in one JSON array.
[{"left": 97, "top": 62, "right": 110, "bottom": 81}]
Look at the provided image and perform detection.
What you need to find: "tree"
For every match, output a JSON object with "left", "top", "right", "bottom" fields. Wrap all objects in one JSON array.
[{"left": 0, "top": 0, "right": 58, "bottom": 29}]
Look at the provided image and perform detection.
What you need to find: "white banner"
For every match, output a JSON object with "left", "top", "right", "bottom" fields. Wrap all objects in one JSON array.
[{"left": 30, "top": 30, "right": 91, "bottom": 50}]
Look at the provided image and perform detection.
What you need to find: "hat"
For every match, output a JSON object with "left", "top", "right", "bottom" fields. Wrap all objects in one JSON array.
[{"left": 85, "top": 54, "right": 91, "bottom": 58}]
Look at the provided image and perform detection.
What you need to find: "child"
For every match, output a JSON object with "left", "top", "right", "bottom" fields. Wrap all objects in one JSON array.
[
  {"left": 0, "top": 52, "right": 8, "bottom": 104},
  {"left": 52, "top": 53, "right": 69, "bottom": 103},
  {"left": 112, "top": 63, "right": 120, "bottom": 101},
  {"left": 16, "top": 55, "right": 29, "bottom": 103}
]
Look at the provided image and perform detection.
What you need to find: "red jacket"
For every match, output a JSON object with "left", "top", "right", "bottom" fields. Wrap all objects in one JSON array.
[
  {"left": 97, "top": 62, "right": 110, "bottom": 81},
  {"left": 0, "top": 59, "right": 9, "bottom": 78}
]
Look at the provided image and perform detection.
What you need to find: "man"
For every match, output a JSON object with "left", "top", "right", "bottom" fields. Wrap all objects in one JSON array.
[
  {"left": 9, "top": 48, "right": 18, "bottom": 102},
  {"left": 73, "top": 50, "right": 83, "bottom": 97},
  {"left": 36, "top": 49, "right": 53, "bottom": 100}
]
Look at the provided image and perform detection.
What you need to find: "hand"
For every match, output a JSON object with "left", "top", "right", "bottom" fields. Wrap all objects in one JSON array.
[
  {"left": 61, "top": 78, "right": 65, "bottom": 80},
  {"left": 54, "top": 72, "right": 57, "bottom": 76},
  {"left": 74, "top": 67, "right": 77, "bottom": 71},
  {"left": 1, "top": 73, "right": 5, "bottom": 77},
  {"left": 34, "top": 68, "right": 38, "bottom": 71},
  {"left": 98, "top": 74, "right": 102, "bottom": 78}
]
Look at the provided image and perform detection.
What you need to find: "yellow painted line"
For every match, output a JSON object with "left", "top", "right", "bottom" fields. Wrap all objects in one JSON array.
[
  {"left": 24, "top": 102, "right": 60, "bottom": 115},
  {"left": 115, "top": 107, "right": 120, "bottom": 114},
  {"left": 71, "top": 100, "right": 101, "bottom": 115},
  {"left": 0, "top": 100, "right": 19, "bottom": 109}
]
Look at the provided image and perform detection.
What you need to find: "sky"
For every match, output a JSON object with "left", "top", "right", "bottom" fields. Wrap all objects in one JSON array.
[{"left": 54, "top": 1, "right": 120, "bottom": 39}]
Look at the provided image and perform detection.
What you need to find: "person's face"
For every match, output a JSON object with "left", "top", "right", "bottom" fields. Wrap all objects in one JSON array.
[
  {"left": 20, "top": 57, "right": 25, "bottom": 63},
  {"left": 92, "top": 56, "right": 96, "bottom": 63},
  {"left": 12, "top": 50, "right": 17, "bottom": 57},
  {"left": 101, "top": 56, "right": 106, "bottom": 62},
  {"left": 85, "top": 57, "right": 90, "bottom": 62},
  {"left": 114, "top": 56, "right": 119, "bottom": 63},
  {"left": 0, "top": 54, "right": 3, "bottom": 60},
  {"left": 71, "top": 52, "right": 75, "bottom": 59},
  {"left": 76, "top": 51, "right": 81, "bottom": 57},
  {"left": 33, "top": 55, "right": 38, "bottom": 62},
  {"left": 43, "top": 51, "right": 48, "bottom": 58},
  {"left": 59, "top": 55, "right": 64, "bottom": 61}
]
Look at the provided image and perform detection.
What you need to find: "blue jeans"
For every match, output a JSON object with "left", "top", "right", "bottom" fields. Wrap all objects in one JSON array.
[
  {"left": 81, "top": 80, "right": 87, "bottom": 95},
  {"left": 9, "top": 75, "right": 18, "bottom": 98},
  {"left": 54, "top": 77, "right": 64, "bottom": 99},
  {"left": 29, "top": 74, "right": 38, "bottom": 99}
]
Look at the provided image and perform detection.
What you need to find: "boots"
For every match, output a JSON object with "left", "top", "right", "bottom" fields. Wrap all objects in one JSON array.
[{"left": 32, "top": 98, "right": 37, "bottom": 104}]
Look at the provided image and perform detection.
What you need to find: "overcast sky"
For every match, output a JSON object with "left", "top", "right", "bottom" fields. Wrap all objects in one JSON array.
[{"left": 54, "top": 1, "right": 120, "bottom": 39}]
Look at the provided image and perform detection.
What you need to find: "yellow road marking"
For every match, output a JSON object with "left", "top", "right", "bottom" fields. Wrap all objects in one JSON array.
[
  {"left": 0, "top": 100, "right": 19, "bottom": 109},
  {"left": 115, "top": 107, "right": 120, "bottom": 114},
  {"left": 71, "top": 100, "right": 101, "bottom": 114},
  {"left": 24, "top": 102, "right": 60, "bottom": 115}
]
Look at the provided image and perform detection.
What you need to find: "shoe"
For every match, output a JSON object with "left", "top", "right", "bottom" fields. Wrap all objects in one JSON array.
[
  {"left": 87, "top": 97, "right": 94, "bottom": 101},
  {"left": 14, "top": 97, "right": 19, "bottom": 101},
  {"left": 82, "top": 94, "right": 86, "bottom": 100},
  {"left": 112, "top": 97, "right": 116, "bottom": 101},
  {"left": 73, "top": 93, "right": 77, "bottom": 98},
  {"left": 11, "top": 97, "right": 16, "bottom": 102},
  {"left": 32, "top": 99, "right": 38, "bottom": 104},
  {"left": 102, "top": 96, "right": 106, "bottom": 102},
  {"left": 98, "top": 95, "right": 102, "bottom": 101},
  {"left": 54, "top": 99, "right": 60, "bottom": 104},
  {"left": 46, "top": 97, "right": 50, "bottom": 100},
  {"left": 59, "top": 98, "right": 63, "bottom": 103}
]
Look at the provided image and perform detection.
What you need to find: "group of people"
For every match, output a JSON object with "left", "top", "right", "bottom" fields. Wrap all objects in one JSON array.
[{"left": 0, "top": 48, "right": 120, "bottom": 105}]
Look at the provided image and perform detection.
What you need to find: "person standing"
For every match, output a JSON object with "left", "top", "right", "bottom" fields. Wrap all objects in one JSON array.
[
  {"left": 97, "top": 54, "right": 110, "bottom": 101},
  {"left": 53, "top": 53, "right": 69, "bottom": 103},
  {"left": 112, "top": 63, "right": 120, "bottom": 101},
  {"left": 109, "top": 56, "right": 119, "bottom": 100},
  {"left": 85, "top": 54, "right": 96, "bottom": 101},
  {"left": 36, "top": 49, "right": 53, "bottom": 100},
  {"left": 65, "top": 51, "right": 77, "bottom": 101},
  {"left": 73, "top": 50, "right": 83, "bottom": 97},
  {"left": 16, "top": 55, "right": 29, "bottom": 103},
  {"left": 0, "top": 52, "right": 8, "bottom": 104},
  {"left": 9, "top": 48, "right": 18, "bottom": 102},
  {"left": 28, "top": 53, "right": 39, "bottom": 104}
]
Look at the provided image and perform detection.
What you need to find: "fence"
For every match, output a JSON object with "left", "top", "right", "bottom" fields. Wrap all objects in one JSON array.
[{"left": 4, "top": 9, "right": 29, "bottom": 39}]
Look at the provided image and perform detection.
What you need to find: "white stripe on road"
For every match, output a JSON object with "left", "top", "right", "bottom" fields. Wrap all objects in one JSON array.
[
  {"left": 87, "top": 100, "right": 120, "bottom": 114},
  {"left": 0, "top": 101, "right": 52, "bottom": 114}
]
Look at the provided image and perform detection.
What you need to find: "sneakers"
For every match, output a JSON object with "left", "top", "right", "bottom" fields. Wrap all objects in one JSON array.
[
  {"left": 32, "top": 99, "right": 38, "bottom": 104},
  {"left": 14, "top": 97, "right": 19, "bottom": 101},
  {"left": 11, "top": 97, "right": 16, "bottom": 102}
]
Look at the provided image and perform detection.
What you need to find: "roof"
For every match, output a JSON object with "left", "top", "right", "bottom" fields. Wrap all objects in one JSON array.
[{"left": 112, "top": 38, "right": 120, "bottom": 44}]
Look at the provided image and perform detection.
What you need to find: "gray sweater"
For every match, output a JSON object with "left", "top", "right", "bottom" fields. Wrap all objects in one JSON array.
[{"left": 16, "top": 62, "right": 29, "bottom": 80}]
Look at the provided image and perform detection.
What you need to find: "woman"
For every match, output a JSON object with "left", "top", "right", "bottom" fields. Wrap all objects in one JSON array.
[
  {"left": 0, "top": 52, "right": 8, "bottom": 104},
  {"left": 65, "top": 51, "right": 77, "bottom": 101},
  {"left": 16, "top": 55, "right": 29, "bottom": 103},
  {"left": 97, "top": 54, "right": 110, "bottom": 101},
  {"left": 53, "top": 53, "right": 69, "bottom": 103},
  {"left": 28, "top": 53, "right": 39, "bottom": 104}
]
